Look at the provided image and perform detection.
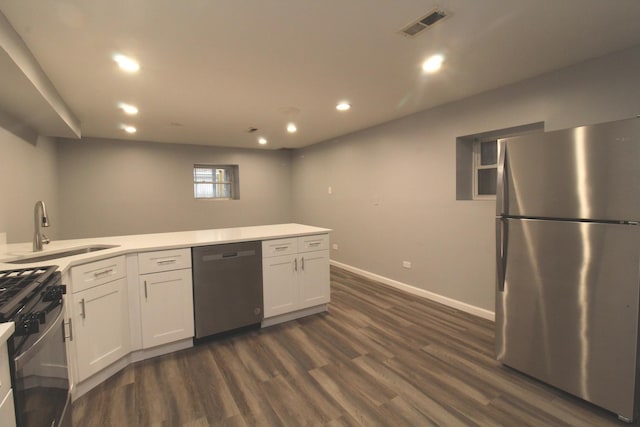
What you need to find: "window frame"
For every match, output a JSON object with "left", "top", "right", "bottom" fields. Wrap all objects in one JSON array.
[
  {"left": 193, "top": 164, "right": 239, "bottom": 200},
  {"left": 472, "top": 139, "right": 498, "bottom": 200}
]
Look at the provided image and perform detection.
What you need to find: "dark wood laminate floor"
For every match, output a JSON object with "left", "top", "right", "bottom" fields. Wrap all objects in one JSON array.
[{"left": 72, "top": 266, "right": 632, "bottom": 426}]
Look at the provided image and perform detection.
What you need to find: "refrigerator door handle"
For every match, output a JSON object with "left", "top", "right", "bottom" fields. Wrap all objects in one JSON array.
[
  {"left": 496, "top": 140, "right": 508, "bottom": 215},
  {"left": 496, "top": 217, "right": 507, "bottom": 292}
]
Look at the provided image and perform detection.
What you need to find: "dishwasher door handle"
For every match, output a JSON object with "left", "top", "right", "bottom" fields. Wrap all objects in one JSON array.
[{"left": 202, "top": 249, "right": 257, "bottom": 262}]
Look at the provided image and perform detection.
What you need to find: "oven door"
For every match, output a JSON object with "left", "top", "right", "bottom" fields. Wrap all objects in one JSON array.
[{"left": 12, "top": 301, "right": 71, "bottom": 427}]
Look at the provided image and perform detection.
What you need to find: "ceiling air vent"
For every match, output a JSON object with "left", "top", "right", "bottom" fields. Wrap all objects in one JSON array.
[{"left": 400, "top": 9, "right": 449, "bottom": 38}]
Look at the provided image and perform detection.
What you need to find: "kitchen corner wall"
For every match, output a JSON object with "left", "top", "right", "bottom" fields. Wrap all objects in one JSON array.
[
  {"left": 55, "top": 138, "right": 293, "bottom": 239},
  {"left": 291, "top": 45, "right": 640, "bottom": 313},
  {"left": 0, "top": 127, "right": 59, "bottom": 243}
]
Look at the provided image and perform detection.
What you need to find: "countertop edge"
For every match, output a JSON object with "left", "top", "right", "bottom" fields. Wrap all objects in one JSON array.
[
  {"left": 0, "top": 223, "right": 331, "bottom": 273},
  {"left": 0, "top": 322, "right": 14, "bottom": 343}
]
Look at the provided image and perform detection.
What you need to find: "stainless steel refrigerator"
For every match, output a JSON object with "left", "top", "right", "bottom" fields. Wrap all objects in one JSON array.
[{"left": 495, "top": 117, "right": 640, "bottom": 422}]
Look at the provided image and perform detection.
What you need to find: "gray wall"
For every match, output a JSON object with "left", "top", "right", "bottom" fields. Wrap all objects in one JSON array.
[
  {"left": 291, "top": 45, "right": 640, "bottom": 312},
  {"left": 0, "top": 126, "right": 59, "bottom": 243},
  {"left": 56, "top": 138, "right": 292, "bottom": 238},
  {"left": 2, "top": 45, "right": 639, "bottom": 314}
]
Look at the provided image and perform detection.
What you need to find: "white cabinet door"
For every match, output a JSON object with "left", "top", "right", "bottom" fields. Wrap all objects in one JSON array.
[
  {"left": 72, "top": 278, "right": 129, "bottom": 382},
  {"left": 299, "top": 250, "right": 330, "bottom": 309},
  {"left": 263, "top": 253, "right": 299, "bottom": 318},
  {"left": 139, "top": 269, "right": 194, "bottom": 349},
  {"left": 0, "top": 340, "right": 15, "bottom": 427},
  {"left": 0, "top": 341, "right": 10, "bottom": 407},
  {"left": 0, "top": 389, "right": 16, "bottom": 427}
]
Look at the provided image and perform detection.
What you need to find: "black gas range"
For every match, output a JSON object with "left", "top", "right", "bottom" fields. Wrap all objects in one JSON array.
[{"left": 0, "top": 266, "right": 71, "bottom": 427}]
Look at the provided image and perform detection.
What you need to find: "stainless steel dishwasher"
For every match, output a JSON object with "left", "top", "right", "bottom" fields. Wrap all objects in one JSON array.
[{"left": 192, "top": 241, "right": 263, "bottom": 339}]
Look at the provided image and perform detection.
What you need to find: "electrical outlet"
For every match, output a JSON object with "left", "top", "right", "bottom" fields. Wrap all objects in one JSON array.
[
  {"left": 402, "top": 261, "right": 412, "bottom": 269},
  {"left": 328, "top": 186, "right": 333, "bottom": 194},
  {"left": 332, "top": 243, "right": 339, "bottom": 250}
]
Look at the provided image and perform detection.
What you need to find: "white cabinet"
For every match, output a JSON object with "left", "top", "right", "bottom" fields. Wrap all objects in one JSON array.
[
  {"left": 0, "top": 390, "right": 15, "bottom": 427},
  {"left": 0, "top": 336, "right": 15, "bottom": 427},
  {"left": 138, "top": 248, "right": 191, "bottom": 274},
  {"left": 138, "top": 249, "right": 194, "bottom": 349},
  {"left": 262, "top": 253, "right": 299, "bottom": 317},
  {"left": 262, "top": 234, "right": 330, "bottom": 319},
  {"left": 299, "top": 250, "right": 330, "bottom": 308},
  {"left": 69, "top": 256, "right": 129, "bottom": 382}
]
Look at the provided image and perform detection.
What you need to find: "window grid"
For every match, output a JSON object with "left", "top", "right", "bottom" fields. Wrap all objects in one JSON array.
[
  {"left": 473, "top": 140, "right": 498, "bottom": 199},
  {"left": 194, "top": 165, "right": 236, "bottom": 199}
]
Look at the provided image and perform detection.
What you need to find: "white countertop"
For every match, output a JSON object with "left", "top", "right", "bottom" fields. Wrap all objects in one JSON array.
[
  {"left": 0, "top": 322, "right": 14, "bottom": 343},
  {"left": 0, "top": 223, "right": 330, "bottom": 272}
]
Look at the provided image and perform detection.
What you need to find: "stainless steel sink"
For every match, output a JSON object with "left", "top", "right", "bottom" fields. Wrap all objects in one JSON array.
[{"left": 6, "top": 245, "right": 119, "bottom": 264}]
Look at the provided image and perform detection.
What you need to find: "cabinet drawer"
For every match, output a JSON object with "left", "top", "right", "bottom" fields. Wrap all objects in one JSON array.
[
  {"left": 298, "top": 234, "right": 329, "bottom": 253},
  {"left": 262, "top": 238, "right": 297, "bottom": 258},
  {"left": 71, "top": 256, "right": 126, "bottom": 293},
  {"left": 138, "top": 248, "right": 191, "bottom": 274}
]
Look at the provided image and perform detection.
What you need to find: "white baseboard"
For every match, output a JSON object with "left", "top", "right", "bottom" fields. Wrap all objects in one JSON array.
[{"left": 330, "top": 260, "right": 495, "bottom": 322}]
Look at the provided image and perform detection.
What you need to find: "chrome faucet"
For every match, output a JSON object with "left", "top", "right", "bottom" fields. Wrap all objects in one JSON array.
[{"left": 33, "top": 200, "right": 51, "bottom": 252}]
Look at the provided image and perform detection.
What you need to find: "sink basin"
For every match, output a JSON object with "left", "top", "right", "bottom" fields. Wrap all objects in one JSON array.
[{"left": 6, "top": 245, "right": 119, "bottom": 264}]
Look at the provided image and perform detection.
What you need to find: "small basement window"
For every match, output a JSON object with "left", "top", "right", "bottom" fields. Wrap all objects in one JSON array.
[
  {"left": 193, "top": 165, "right": 240, "bottom": 200},
  {"left": 473, "top": 139, "right": 498, "bottom": 199},
  {"left": 456, "top": 122, "right": 544, "bottom": 201}
]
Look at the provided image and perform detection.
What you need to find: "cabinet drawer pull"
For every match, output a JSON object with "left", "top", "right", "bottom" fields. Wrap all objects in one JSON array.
[
  {"left": 93, "top": 268, "right": 113, "bottom": 277},
  {"left": 275, "top": 246, "right": 289, "bottom": 251},
  {"left": 144, "top": 280, "right": 148, "bottom": 299},
  {"left": 309, "top": 242, "right": 321, "bottom": 247},
  {"left": 80, "top": 299, "right": 86, "bottom": 319},
  {"left": 157, "top": 259, "right": 177, "bottom": 265}
]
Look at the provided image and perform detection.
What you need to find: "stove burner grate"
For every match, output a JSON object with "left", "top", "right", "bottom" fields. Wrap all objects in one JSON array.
[{"left": 0, "top": 265, "right": 58, "bottom": 321}]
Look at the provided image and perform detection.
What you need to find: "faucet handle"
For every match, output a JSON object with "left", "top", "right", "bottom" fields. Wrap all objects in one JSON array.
[{"left": 42, "top": 234, "right": 51, "bottom": 245}]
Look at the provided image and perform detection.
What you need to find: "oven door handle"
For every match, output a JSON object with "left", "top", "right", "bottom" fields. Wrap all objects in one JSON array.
[
  {"left": 63, "top": 318, "right": 73, "bottom": 342},
  {"left": 14, "top": 302, "right": 65, "bottom": 371}
]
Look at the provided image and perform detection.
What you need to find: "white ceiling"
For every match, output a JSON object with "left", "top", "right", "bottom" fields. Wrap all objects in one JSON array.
[{"left": 1, "top": 0, "right": 640, "bottom": 149}]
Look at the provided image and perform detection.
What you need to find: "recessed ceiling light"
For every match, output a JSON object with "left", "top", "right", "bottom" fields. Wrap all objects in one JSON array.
[
  {"left": 118, "top": 102, "right": 138, "bottom": 115},
  {"left": 258, "top": 137, "right": 268, "bottom": 145},
  {"left": 336, "top": 102, "right": 351, "bottom": 111},
  {"left": 422, "top": 54, "right": 444, "bottom": 73},
  {"left": 287, "top": 123, "right": 297, "bottom": 133},
  {"left": 113, "top": 54, "right": 140, "bottom": 73},
  {"left": 121, "top": 124, "right": 137, "bottom": 134}
]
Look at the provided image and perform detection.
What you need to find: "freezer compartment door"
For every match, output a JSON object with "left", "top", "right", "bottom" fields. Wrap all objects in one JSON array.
[
  {"left": 496, "top": 218, "right": 640, "bottom": 419},
  {"left": 497, "top": 118, "right": 640, "bottom": 221}
]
